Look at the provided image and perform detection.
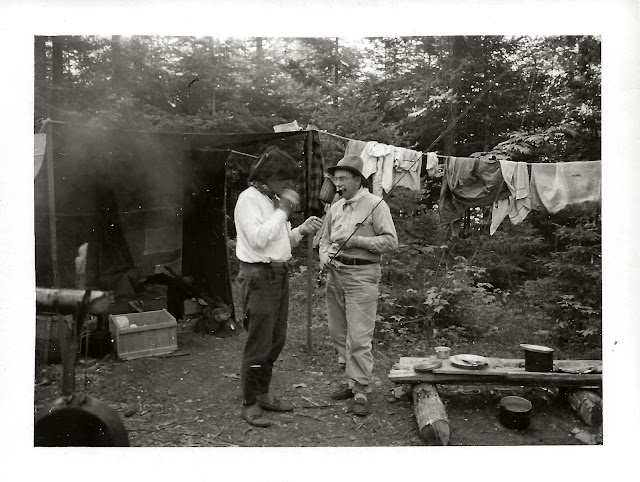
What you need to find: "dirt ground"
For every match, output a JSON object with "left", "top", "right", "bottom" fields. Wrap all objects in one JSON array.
[{"left": 33, "top": 269, "right": 602, "bottom": 447}]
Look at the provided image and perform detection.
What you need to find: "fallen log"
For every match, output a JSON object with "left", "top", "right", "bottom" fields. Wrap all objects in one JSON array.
[
  {"left": 566, "top": 389, "right": 603, "bottom": 426},
  {"left": 412, "top": 383, "right": 450, "bottom": 445},
  {"left": 36, "top": 288, "right": 111, "bottom": 314}
]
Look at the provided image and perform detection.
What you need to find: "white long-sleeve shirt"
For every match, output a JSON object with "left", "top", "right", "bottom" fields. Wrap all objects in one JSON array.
[{"left": 234, "top": 186, "right": 303, "bottom": 263}]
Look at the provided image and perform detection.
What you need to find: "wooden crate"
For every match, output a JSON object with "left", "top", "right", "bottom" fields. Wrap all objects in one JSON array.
[{"left": 109, "top": 309, "right": 177, "bottom": 360}]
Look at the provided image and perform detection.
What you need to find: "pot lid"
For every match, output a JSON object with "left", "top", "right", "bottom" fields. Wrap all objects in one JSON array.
[{"left": 520, "top": 343, "right": 554, "bottom": 353}]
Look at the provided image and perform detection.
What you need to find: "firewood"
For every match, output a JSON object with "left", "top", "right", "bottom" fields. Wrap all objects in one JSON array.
[
  {"left": 566, "top": 389, "right": 603, "bottom": 426},
  {"left": 412, "top": 383, "right": 450, "bottom": 445}
]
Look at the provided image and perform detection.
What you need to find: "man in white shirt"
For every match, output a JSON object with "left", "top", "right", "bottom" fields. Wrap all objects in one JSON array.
[{"left": 234, "top": 146, "right": 322, "bottom": 427}]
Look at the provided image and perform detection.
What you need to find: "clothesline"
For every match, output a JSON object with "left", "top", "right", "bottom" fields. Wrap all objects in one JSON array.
[
  {"left": 315, "top": 128, "right": 602, "bottom": 166},
  {"left": 317, "top": 130, "right": 448, "bottom": 159}
]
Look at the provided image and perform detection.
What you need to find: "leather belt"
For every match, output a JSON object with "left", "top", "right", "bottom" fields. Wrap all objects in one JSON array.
[{"left": 334, "top": 255, "right": 377, "bottom": 266}]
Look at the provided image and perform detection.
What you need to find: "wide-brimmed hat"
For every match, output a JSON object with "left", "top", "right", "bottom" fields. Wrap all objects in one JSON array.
[
  {"left": 327, "top": 155, "right": 366, "bottom": 180},
  {"left": 249, "top": 146, "right": 302, "bottom": 182}
]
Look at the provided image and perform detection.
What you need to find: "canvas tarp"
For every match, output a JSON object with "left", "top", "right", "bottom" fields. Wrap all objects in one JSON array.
[{"left": 35, "top": 122, "right": 308, "bottom": 317}]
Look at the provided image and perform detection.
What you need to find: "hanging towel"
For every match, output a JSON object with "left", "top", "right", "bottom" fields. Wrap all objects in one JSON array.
[
  {"left": 425, "top": 152, "right": 439, "bottom": 178},
  {"left": 391, "top": 147, "right": 423, "bottom": 191},
  {"left": 345, "top": 139, "right": 368, "bottom": 157},
  {"left": 529, "top": 161, "right": 601, "bottom": 216},
  {"left": 359, "top": 141, "right": 382, "bottom": 178},
  {"left": 490, "top": 161, "right": 531, "bottom": 235},
  {"left": 359, "top": 141, "right": 394, "bottom": 196}
]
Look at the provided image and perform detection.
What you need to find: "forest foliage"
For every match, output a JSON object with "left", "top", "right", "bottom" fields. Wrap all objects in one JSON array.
[{"left": 34, "top": 35, "right": 602, "bottom": 356}]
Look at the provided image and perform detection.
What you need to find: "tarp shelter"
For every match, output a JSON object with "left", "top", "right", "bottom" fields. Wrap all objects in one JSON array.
[{"left": 35, "top": 121, "right": 310, "bottom": 319}]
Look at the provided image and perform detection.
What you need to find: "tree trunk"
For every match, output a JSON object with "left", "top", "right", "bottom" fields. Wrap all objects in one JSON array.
[
  {"left": 210, "top": 37, "right": 217, "bottom": 115},
  {"left": 34, "top": 36, "right": 47, "bottom": 84},
  {"left": 333, "top": 37, "right": 339, "bottom": 103},
  {"left": 412, "top": 383, "right": 450, "bottom": 445},
  {"left": 443, "top": 36, "right": 465, "bottom": 156},
  {"left": 111, "top": 35, "right": 125, "bottom": 88},
  {"left": 51, "top": 36, "right": 64, "bottom": 84}
]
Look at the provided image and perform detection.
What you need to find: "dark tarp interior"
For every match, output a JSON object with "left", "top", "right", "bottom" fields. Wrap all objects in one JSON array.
[{"left": 35, "top": 122, "right": 307, "bottom": 320}]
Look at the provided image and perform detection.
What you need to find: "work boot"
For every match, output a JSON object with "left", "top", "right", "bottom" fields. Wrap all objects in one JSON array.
[
  {"left": 242, "top": 403, "right": 271, "bottom": 427},
  {"left": 330, "top": 383, "right": 354, "bottom": 400}
]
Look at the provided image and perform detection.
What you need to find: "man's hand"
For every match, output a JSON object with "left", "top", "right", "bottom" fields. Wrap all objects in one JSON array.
[
  {"left": 279, "top": 189, "right": 300, "bottom": 218},
  {"left": 332, "top": 235, "right": 360, "bottom": 250},
  {"left": 319, "top": 252, "right": 333, "bottom": 270},
  {"left": 299, "top": 216, "right": 323, "bottom": 236}
]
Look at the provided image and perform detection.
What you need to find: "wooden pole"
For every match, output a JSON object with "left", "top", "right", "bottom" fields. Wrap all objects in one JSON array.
[
  {"left": 45, "top": 121, "right": 60, "bottom": 289},
  {"left": 305, "top": 132, "right": 314, "bottom": 355},
  {"left": 36, "top": 287, "right": 111, "bottom": 314}
]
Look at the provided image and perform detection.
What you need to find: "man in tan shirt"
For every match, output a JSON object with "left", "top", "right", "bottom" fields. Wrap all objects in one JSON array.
[{"left": 319, "top": 155, "right": 398, "bottom": 416}]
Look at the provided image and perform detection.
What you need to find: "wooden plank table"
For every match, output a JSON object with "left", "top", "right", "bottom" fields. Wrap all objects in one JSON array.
[
  {"left": 391, "top": 356, "right": 603, "bottom": 445},
  {"left": 389, "top": 356, "right": 602, "bottom": 387}
]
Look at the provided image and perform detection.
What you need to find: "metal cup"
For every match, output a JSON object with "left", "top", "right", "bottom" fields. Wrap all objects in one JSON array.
[{"left": 435, "top": 346, "right": 451, "bottom": 359}]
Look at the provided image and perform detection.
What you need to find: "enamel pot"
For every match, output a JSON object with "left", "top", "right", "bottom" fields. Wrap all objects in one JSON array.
[{"left": 499, "top": 396, "right": 532, "bottom": 430}]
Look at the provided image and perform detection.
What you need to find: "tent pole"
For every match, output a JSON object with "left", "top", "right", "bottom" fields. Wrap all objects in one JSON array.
[
  {"left": 45, "top": 121, "right": 60, "bottom": 289},
  {"left": 305, "top": 132, "right": 314, "bottom": 355}
]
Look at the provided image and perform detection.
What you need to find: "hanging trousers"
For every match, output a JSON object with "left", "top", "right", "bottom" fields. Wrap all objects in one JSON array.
[{"left": 236, "top": 261, "right": 289, "bottom": 406}]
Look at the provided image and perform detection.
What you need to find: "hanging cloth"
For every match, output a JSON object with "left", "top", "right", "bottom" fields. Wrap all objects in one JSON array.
[
  {"left": 344, "top": 139, "right": 368, "bottom": 157},
  {"left": 359, "top": 141, "right": 393, "bottom": 196},
  {"left": 490, "top": 161, "right": 531, "bottom": 235},
  {"left": 438, "top": 156, "right": 511, "bottom": 224},
  {"left": 425, "top": 152, "right": 440, "bottom": 178},
  {"left": 300, "top": 130, "right": 326, "bottom": 217},
  {"left": 390, "top": 146, "right": 423, "bottom": 192},
  {"left": 529, "top": 161, "right": 601, "bottom": 216}
]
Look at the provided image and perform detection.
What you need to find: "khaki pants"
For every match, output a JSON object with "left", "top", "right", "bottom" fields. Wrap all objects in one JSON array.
[{"left": 326, "top": 263, "right": 381, "bottom": 394}]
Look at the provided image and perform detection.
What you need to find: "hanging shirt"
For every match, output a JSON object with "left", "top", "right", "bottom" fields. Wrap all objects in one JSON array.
[
  {"left": 234, "top": 186, "right": 304, "bottom": 263},
  {"left": 490, "top": 161, "right": 531, "bottom": 235},
  {"left": 391, "top": 147, "right": 423, "bottom": 192},
  {"left": 438, "top": 156, "right": 511, "bottom": 224},
  {"left": 319, "top": 187, "right": 398, "bottom": 263},
  {"left": 529, "top": 161, "right": 601, "bottom": 216}
]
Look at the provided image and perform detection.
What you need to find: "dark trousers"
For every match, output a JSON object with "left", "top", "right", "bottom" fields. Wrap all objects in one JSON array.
[{"left": 236, "top": 261, "right": 289, "bottom": 406}]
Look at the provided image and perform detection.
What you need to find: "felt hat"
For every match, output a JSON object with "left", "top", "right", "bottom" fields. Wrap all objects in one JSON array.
[
  {"left": 327, "top": 155, "right": 366, "bottom": 180},
  {"left": 248, "top": 146, "right": 301, "bottom": 182}
]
